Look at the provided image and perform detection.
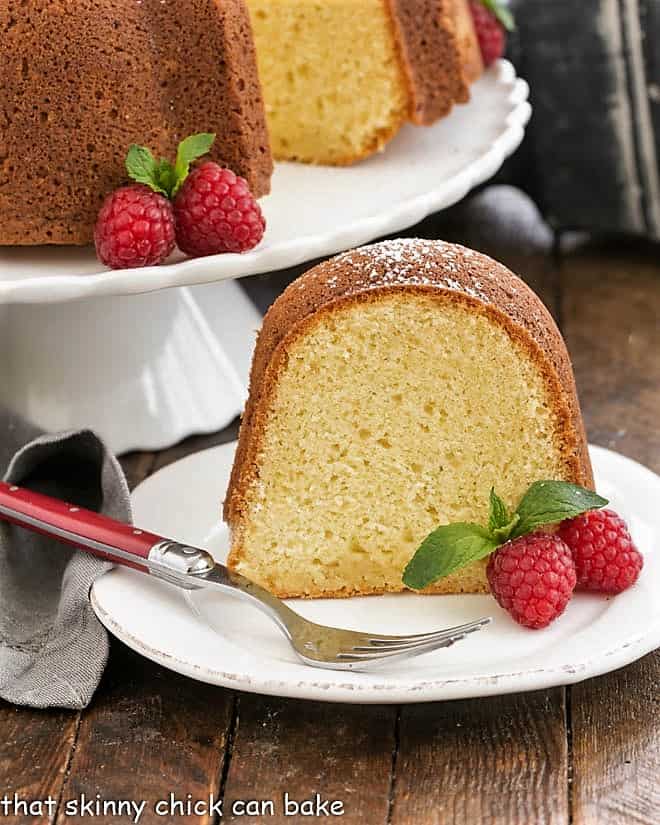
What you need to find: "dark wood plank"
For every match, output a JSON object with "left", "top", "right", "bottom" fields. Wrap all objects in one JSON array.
[
  {"left": 560, "top": 238, "right": 660, "bottom": 825},
  {"left": 560, "top": 238, "right": 660, "bottom": 472},
  {"left": 391, "top": 690, "right": 569, "bottom": 825},
  {"left": 55, "top": 642, "right": 233, "bottom": 825},
  {"left": 222, "top": 697, "right": 396, "bottom": 824},
  {"left": 0, "top": 705, "right": 79, "bottom": 825},
  {"left": 570, "top": 654, "right": 660, "bottom": 825}
]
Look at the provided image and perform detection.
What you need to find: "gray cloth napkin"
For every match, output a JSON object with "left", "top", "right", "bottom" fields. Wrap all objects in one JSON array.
[{"left": 0, "top": 410, "right": 129, "bottom": 709}]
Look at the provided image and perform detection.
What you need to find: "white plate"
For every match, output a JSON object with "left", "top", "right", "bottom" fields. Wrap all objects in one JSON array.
[
  {"left": 1, "top": 61, "right": 530, "bottom": 304},
  {"left": 91, "top": 442, "right": 660, "bottom": 704}
]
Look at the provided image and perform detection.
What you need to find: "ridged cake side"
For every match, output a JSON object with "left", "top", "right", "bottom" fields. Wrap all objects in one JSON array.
[
  {"left": 225, "top": 240, "right": 593, "bottom": 598},
  {"left": 0, "top": 0, "right": 272, "bottom": 245},
  {"left": 386, "top": 0, "right": 473, "bottom": 124}
]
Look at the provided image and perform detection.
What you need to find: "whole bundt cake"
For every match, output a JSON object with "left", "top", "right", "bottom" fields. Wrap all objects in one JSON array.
[
  {"left": 0, "top": 0, "right": 272, "bottom": 245},
  {"left": 225, "top": 239, "right": 593, "bottom": 599},
  {"left": 246, "top": 0, "right": 483, "bottom": 164}
]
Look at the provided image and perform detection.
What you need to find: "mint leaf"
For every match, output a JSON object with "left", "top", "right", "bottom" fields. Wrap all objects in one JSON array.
[
  {"left": 125, "top": 133, "right": 216, "bottom": 198},
  {"left": 172, "top": 132, "right": 216, "bottom": 195},
  {"left": 403, "top": 523, "right": 498, "bottom": 590},
  {"left": 488, "top": 488, "right": 509, "bottom": 532},
  {"left": 125, "top": 145, "right": 168, "bottom": 196},
  {"left": 402, "top": 479, "right": 606, "bottom": 590},
  {"left": 511, "top": 481, "right": 608, "bottom": 539},
  {"left": 481, "top": 0, "right": 515, "bottom": 32}
]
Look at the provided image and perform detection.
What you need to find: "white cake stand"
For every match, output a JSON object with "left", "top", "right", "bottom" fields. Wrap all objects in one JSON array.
[{"left": 0, "top": 61, "right": 530, "bottom": 454}]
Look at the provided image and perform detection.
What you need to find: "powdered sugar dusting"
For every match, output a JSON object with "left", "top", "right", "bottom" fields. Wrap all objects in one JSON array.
[{"left": 327, "top": 238, "right": 489, "bottom": 301}]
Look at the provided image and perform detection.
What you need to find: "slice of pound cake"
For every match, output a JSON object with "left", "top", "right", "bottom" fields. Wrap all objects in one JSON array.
[
  {"left": 246, "top": 0, "right": 482, "bottom": 164},
  {"left": 225, "top": 239, "right": 593, "bottom": 598}
]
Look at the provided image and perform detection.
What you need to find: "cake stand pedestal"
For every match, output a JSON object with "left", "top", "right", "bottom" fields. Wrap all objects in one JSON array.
[{"left": 0, "top": 281, "right": 261, "bottom": 454}]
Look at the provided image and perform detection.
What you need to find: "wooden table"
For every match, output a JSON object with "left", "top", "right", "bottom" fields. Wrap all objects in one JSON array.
[{"left": 1, "top": 189, "right": 658, "bottom": 824}]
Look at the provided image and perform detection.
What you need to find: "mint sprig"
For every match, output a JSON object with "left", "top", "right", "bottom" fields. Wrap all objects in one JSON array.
[
  {"left": 125, "top": 145, "right": 169, "bottom": 196},
  {"left": 125, "top": 133, "right": 216, "bottom": 199},
  {"left": 402, "top": 480, "right": 607, "bottom": 590},
  {"left": 480, "top": 0, "right": 515, "bottom": 32}
]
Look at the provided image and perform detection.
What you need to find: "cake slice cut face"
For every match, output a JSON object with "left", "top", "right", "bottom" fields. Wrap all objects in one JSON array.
[
  {"left": 246, "top": 0, "right": 479, "bottom": 164},
  {"left": 225, "top": 240, "right": 593, "bottom": 598}
]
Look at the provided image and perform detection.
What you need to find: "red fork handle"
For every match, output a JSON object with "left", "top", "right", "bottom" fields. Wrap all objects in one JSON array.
[{"left": 0, "top": 479, "right": 164, "bottom": 572}]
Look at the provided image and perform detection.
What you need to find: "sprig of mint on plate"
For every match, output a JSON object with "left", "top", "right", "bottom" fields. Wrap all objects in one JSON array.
[
  {"left": 402, "top": 481, "right": 607, "bottom": 590},
  {"left": 125, "top": 133, "right": 216, "bottom": 199}
]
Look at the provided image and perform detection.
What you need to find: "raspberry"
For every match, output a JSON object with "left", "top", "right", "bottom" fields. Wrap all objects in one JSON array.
[
  {"left": 557, "top": 509, "right": 643, "bottom": 594},
  {"left": 173, "top": 162, "right": 265, "bottom": 256},
  {"left": 486, "top": 533, "right": 576, "bottom": 629},
  {"left": 95, "top": 184, "right": 175, "bottom": 269},
  {"left": 469, "top": 1, "right": 506, "bottom": 66}
]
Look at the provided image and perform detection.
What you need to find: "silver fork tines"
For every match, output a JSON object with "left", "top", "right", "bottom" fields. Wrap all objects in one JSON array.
[{"left": 325, "top": 618, "right": 491, "bottom": 668}]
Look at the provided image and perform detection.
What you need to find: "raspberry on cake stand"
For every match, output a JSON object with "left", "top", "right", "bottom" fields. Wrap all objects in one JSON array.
[{"left": 0, "top": 61, "right": 529, "bottom": 454}]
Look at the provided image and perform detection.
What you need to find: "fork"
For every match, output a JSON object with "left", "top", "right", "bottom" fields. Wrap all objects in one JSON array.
[{"left": 0, "top": 480, "right": 490, "bottom": 671}]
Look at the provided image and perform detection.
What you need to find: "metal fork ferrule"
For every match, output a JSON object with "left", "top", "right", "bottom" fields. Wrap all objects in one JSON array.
[{"left": 148, "top": 540, "right": 215, "bottom": 577}]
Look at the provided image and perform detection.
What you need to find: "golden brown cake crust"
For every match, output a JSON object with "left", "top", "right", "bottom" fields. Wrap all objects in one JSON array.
[
  {"left": 385, "top": 0, "right": 473, "bottom": 123},
  {"left": 0, "top": 0, "right": 272, "bottom": 246},
  {"left": 225, "top": 240, "right": 594, "bottom": 554}
]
